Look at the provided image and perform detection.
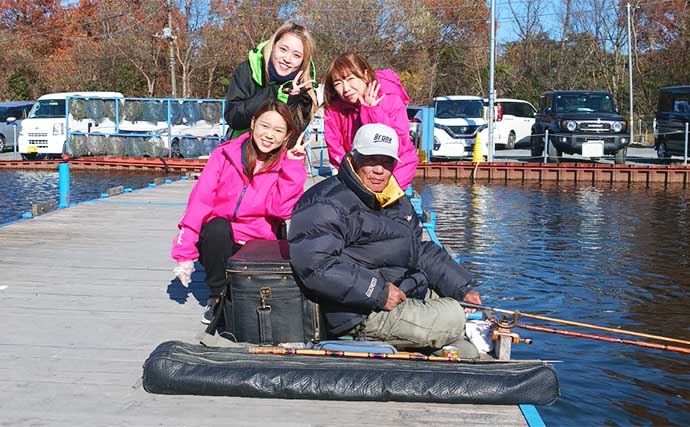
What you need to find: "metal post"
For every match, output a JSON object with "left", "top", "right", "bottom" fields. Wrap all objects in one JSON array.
[
  {"left": 627, "top": 3, "right": 634, "bottom": 145},
  {"left": 64, "top": 96, "right": 72, "bottom": 157},
  {"left": 167, "top": 99, "right": 173, "bottom": 157},
  {"left": 167, "top": 0, "right": 177, "bottom": 97},
  {"left": 12, "top": 121, "right": 18, "bottom": 160},
  {"left": 487, "top": 0, "right": 496, "bottom": 163},
  {"left": 115, "top": 98, "right": 120, "bottom": 133},
  {"left": 421, "top": 106, "right": 435, "bottom": 162},
  {"left": 58, "top": 162, "right": 70, "bottom": 208},
  {"left": 543, "top": 129, "right": 549, "bottom": 163},
  {"left": 683, "top": 122, "right": 688, "bottom": 166}
]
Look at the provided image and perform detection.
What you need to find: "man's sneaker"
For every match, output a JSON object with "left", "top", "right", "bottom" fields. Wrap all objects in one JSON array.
[{"left": 201, "top": 297, "right": 218, "bottom": 324}]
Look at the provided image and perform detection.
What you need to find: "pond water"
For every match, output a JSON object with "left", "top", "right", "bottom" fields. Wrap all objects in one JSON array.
[
  {"left": 416, "top": 180, "right": 690, "bottom": 426},
  {"left": 0, "top": 170, "right": 179, "bottom": 225}
]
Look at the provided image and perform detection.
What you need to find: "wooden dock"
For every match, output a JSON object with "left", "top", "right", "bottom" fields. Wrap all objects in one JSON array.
[{"left": 0, "top": 177, "right": 529, "bottom": 426}]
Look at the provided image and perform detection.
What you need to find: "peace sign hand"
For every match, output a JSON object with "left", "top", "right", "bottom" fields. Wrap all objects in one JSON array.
[
  {"left": 361, "top": 80, "right": 386, "bottom": 107},
  {"left": 284, "top": 71, "right": 315, "bottom": 96},
  {"left": 286, "top": 129, "right": 313, "bottom": 160}
]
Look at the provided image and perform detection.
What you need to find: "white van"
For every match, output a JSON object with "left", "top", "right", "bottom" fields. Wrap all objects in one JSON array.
[
  {"left": 480, "top": 98, "right": 537, "bottom": 150},
  {"left": 18, "top": 91, "right": 124, "bottom": 159},
  {"left": 430, "top": 96, "right": 487, "bottom": 160}
]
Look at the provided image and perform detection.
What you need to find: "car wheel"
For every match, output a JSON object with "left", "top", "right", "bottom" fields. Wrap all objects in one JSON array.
[
  {"left": 614, "top": 147, "right": 627, "bottom": 165},
  {"left": 21, "top": 153, "right": 37, "bottom": 161},
  {"left": 0, "top": 135, "right": 5, "bottom": 152},
  {"left": 547, "top": 139, "right": 560, "bottom": 163},
  {"left": 170, "top": 139, "right": 182, "bottom": 158},
  {"left": 530, "top": 135, "right": 542, "bottom": 159},
  {"left": 657, "top": 141, "right": 671, "bottom": 163},
  {"left": 506, "top": 131, "right": 516, "bottom": 150}
]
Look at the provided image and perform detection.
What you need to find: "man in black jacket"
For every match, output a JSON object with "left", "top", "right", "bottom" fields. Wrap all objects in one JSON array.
[{"left": 288, "top": 123, "right": 482, "bottom": 358}]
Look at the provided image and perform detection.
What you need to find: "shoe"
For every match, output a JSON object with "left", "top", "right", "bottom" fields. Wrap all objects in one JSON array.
[{"left": 201, "top": 297, "right": 218, "bottom": 324}]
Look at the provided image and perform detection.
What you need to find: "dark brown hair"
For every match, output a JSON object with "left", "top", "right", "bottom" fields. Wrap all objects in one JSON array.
[
  {"left": 245, "top": 99, "right": 296, "bottom": 182},
  {"left": 322, "top": 52, "right": 376, "bottom": 108}
]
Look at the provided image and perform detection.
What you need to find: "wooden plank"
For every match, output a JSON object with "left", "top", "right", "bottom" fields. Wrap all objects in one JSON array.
[
  {"left": 0, "top": 179, "right": 526, "bottom": 427},
  {"left": 0, "top": 383, "right": 524, "bottom": 427}
]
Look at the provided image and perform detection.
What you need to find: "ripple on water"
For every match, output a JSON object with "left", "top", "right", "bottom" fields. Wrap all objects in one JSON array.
[{"left": 417, "top": 180, "right": 690, "bottom": 426}]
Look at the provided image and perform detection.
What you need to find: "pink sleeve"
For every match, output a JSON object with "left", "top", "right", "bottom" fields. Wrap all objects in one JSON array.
[
  {"left": 170, "top": 149, "right": 225, "bottom": 261},
  {"left": 359, "top": 94, "right": 411, "bottom": 152},
  {"left": 264, "top": 158, "right": 308, "bottom": 219},
  {"left": 324, "top": 107, "right": 346, "bottom": 170}
]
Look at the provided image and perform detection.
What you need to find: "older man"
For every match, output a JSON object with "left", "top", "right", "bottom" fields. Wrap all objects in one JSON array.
[{"left": 288, "top": 123, "right": 482, "bottom": 358}]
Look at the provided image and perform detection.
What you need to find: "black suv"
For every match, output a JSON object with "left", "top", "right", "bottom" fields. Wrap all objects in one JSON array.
[
  {"left": 654, "top": 86, "right": 689, "bottom": 161},
  {"left": 530, "top": 91, "right": 629, "bottom": 164}
]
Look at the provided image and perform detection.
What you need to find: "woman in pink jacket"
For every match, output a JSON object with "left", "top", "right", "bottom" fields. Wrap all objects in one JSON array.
[
  {"left": 322, "top": 52, "right": 419, "bottom": 190},
  {"left": 171, "top": 99, "right": 308, "bottom": 323}
]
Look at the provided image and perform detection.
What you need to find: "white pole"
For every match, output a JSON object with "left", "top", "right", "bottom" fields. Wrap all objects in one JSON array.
[
  {"left": 487, "top": 0, "right": 496, "bottom": 162},
  {"left": 13, "top": 123, "right": 18, "bottom": 160},
  {"left": 627, "top": 3, "right": 634, "bottom": 145},
  {"left": 683, "top": 122, "right": 690, "bottom": 166}
]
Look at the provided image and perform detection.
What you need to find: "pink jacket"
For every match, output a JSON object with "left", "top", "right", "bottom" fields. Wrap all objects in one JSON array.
[
  {"left": 171, "top": 133, "right": 307, "bottom": 262},
  {"left": 324, "top": 69, "right": 419, "bottom": 189}
]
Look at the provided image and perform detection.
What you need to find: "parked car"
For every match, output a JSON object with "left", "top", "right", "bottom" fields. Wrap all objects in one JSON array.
[
  {"left": 654, "top": 85, "right": 690, "bottom": 161},
  {"left": 407, "top": 105, "right": 425, "bottom": 148},
  {"left": 481, "top": 98, "right": 536, "bottom": 149},
  {"left": 428, "top": 96, "right": 487, "bottom": 160},
  {"left": 530, "top": 90, "right": 629, "bottom": 164},
  {"left": 0, "top": 101, "right": 34, "bottom": 152},
  {"left": 118, "top": 99, "right": 223, "bottom": 158}
]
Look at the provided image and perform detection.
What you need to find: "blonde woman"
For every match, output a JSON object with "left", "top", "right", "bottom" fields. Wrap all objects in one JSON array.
[{"left": 224, "top": 23, "right": 317, "bottom": 141}]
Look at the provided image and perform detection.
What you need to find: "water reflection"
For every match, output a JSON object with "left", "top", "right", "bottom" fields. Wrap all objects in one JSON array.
[
  {"left": 415, "top": 179, "right": 690, "bottom": 426},
  {"left": 0, "top": 170, "right": 177, "bottom": 224}
]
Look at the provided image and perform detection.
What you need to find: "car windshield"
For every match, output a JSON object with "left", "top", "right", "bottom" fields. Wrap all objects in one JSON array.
[
  {"left": 554, "top": 94, "right": 617, "bottom": 113},
  {"left": 0, "top": 107, "right": 11, "bottom": 121},
  {"left": 434, "top": 100, "right": 483, "bottom": 119},
  {"left": 29, "top": 100, "right": 66, "bottom": 118}
]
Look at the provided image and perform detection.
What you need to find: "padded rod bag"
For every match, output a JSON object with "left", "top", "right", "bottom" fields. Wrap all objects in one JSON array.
[
  {"left": 143, "top": 341, "right": 560, "bottom": 405},
  {"left": 223, "top": 239, "right": 320, "bottom": 345}
]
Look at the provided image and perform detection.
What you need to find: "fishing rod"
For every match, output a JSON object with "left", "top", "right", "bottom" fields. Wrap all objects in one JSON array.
[
  {"left": 460, "top": 302, "right": 690, "bottom": 347},
  {"left": 519, "top": 323, "right": 690, "bottom": 355},
  {"left": 247, "top": 346, "right": 556, "bottom": 364}
]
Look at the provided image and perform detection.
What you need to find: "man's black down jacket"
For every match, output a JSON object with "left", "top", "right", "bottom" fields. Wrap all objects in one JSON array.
[{"left": 288, "top": 156, "right": 474, "bottom": 336}]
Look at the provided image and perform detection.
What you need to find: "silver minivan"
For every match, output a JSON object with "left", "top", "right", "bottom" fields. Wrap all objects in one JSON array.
[{"left": 0, "top": 101, "right": 34, "bottom": 152}]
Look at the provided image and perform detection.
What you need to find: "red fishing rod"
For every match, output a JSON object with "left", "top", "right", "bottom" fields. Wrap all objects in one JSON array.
[
  {"left": 460, "top": 302, "right": 690, "bottom": 347},
  {"left": 519, "top": 323, "right": 690, "bottom": 355}
]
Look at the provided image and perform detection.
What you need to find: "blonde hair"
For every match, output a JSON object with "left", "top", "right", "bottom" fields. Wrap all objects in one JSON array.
[{"left": 262, "top": 23, "right": 317, "bottom": 118}]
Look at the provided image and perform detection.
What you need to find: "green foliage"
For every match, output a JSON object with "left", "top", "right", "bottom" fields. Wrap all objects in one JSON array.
[{"left": 6, "top": 69, "right": 37, "bottom": 100}]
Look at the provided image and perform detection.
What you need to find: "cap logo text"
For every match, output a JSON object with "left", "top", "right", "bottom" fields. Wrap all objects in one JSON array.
[{"left": 373, "top": 133, "right": 392, "bottom": 144}]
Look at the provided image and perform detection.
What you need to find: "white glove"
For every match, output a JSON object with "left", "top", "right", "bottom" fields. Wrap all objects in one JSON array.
[{"left": 173, "top": 260, "right": 195, "bottom": 287}]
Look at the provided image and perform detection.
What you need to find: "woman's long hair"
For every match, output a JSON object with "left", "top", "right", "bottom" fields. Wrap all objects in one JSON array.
[
  {"left": 262, "top": 23, "right": 317, "bottom": 123},
  {"left": 245, "top": 99, "right": 296, "bottom": 182},
  {"left": 322, "top": 52, "right": 377, "bottom": 108}
]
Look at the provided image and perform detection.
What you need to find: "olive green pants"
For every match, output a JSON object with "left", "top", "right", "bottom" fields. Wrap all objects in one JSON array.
[{"left": 364, "top": 296, "right": 480, "bottom": 359}]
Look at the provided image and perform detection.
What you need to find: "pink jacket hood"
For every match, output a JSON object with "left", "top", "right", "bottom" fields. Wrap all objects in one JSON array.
[
  {"left": 171, "top": 133, "right": 307, "bottom": 262},
  {"left": 324, "top": 69, "right": 419, "bottom": 189},
  {"left": 375, "top": 69, "right": 411, "bottom": 104}
]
